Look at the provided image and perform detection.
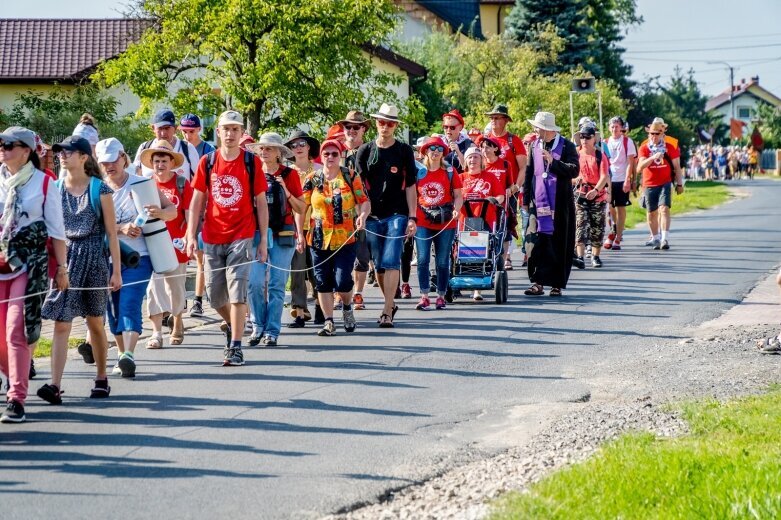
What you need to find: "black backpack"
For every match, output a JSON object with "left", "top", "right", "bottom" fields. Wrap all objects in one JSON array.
[
  {"left": 265, "top": 166, "right": 294, "bottom": 233},
  {"left": 205, "top": 150, "right": 263, "bottom": 229}
]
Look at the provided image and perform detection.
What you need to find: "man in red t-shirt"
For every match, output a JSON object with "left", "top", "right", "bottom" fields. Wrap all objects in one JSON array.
[
  {"left": 140, "top": 139, "right": 193, "bottom": 348},
  {"left": 485, "top": 104, "right": 527, "bottom": 189},
  {"left": 636, "top": 118, "right": 684, "bottom": 250},
  {"left": 186, "top": 110, "right": 269, "bottom": 366}
]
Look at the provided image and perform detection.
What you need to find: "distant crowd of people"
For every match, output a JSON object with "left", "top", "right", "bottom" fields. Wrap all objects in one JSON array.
[{"left": 688, "top": 144, "right": 759, "bottom": 180}]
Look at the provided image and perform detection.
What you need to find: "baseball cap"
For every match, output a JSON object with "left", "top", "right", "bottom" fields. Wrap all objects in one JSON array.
[
  {"left": 152, "top": 108, "right": 176, "bottom": 128},
  {"left": 217, "top": 110, "right": 243, "bottom": 127},
  {"left": 95, "top": 138, "right": 126, "bottom": 163},
  {"left": 179, "top": 113, "right": 202, "bottom": 129},
  {"left": 0, "top": 126, "right": 36, "bottom": 150},
  {"left": 52, "top": 136, "right": 93, "bottom": 156}
]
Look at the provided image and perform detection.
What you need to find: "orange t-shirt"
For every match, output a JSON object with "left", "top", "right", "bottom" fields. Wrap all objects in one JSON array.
[{"left": 416, "top": 167, "right": 463, "bottom": 230}]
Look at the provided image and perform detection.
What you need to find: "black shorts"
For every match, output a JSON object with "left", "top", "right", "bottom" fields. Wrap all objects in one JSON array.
[{"left": 610, "top": 181, "right": 631, "bottom": 207}]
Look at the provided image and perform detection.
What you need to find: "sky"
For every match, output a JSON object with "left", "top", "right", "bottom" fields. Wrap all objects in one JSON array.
[{"left": 4, "top": 0, "right": 781, "bottom": 99}]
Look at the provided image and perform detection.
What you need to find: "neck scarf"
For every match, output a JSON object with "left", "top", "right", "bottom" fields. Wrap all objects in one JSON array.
[
  {"left": 532, "top": 135, "right": 563, "bottom": 235},
  {"left": 0, "top": 161, "right": 36, "bottom": 254}
]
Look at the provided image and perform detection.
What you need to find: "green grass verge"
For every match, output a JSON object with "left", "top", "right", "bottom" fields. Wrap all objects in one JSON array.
[
  {"left": 624, "top": 180, "right": 731, "bottom": 231},
  {"left": 490, "top": 386, "right": 781, "bottom": 519},
  {"left": 33, "top": 338, "right": 85, "bottom": 359}
]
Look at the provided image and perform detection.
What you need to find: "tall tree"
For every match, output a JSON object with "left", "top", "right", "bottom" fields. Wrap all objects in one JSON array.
[{"left": 95, "top": 0, "right": 405, "bottom": 136}]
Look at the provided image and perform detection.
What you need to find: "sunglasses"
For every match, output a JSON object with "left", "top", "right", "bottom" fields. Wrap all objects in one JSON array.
[
  {"left": 442, "top": 125, "right": 459, "bottom": 130},
  {"left": 648, "top": 132, "right": 661, "bottom": 136},
  {"left": 289, "top": 141, "right": 309, "bottom": 149},
  {"left": 0, "top": 142, "right": 22, "bottom": 151},
  {"left": 377, "top": 120, "right": 397, "bottom": 127},
  {"left": 427, "top": 145, "right": 445, "bottom": 153},
  {"left": 322, "top": 151, "right": 340, "bottom": 158},
  {"left": 344, "top": 125, "right": 364, "bottom": 131},
  {"left": 581, "top": 135, "right": 594, "bottom": 140}
]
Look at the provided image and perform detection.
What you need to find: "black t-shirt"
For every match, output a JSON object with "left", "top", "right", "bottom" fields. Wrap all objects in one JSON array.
[
  {"left": 444, "top": 137, "right": 473, "bottom": 173},
  {"left": 343, "top": 148, "right": 360, "bottom": 172},
  {"left": 356, "top": 140, "right": 417, "bottom": 219}
]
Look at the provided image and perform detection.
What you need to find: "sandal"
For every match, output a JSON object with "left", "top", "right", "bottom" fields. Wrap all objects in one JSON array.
[
  {"left": 378, "top": 313, "right": 394, "bottom": 328},
  {"left": 505, "top": 258, "right": 513, "bottom": 271},
  {"left": 169, "top": 333, "right": 184, "bottom": 345},
  {"left": 524, "top": 284, "right": 544, "bottom": 296},
  {"left": 549, "top": 288, "right": 562, "bottom": 297},
  {"left": 37, "top": 383, "right": 63, "bottom": 405},
  {"left": 379, "top": 305, "right": 400, "bottom": 324},
  {"left": 146, "top": 332, "right": 163, "bottom": 349}
]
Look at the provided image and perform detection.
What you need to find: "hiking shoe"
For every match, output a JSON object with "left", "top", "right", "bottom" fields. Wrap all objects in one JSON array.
[
  {"left": 37, "top": 383, "right": 62, "bottom": 405},
  {"left": 117, "top": 353, "right": 136, "bottom": 378},
  {"left": 314, "top": 305, "right": 325, "bottom": 325},
  {"left": 592, "top": 256, "right": 603, "bottom": 268},
  {"left": 261, "top": 335, "right": 277, "bottom": 347},
  {"left": 645, "top": 237, "right": 656, "bottom": 247},
  {"left": 401, "top": 283, "right": 412, "bottom": 299},
  {"left": 90, "top": 378, "right": 111, "bottom": 399},
  {"left": 416, "top": 295, "right": 431, "bottom": 311},
  {"left": 661, "top": 240, "right": 670, "bottom": 250},
  {"left": 652, "top": 239, "right": 662, "bottom": 250},
  {"left": 223, "top": 347, "right": 245, "bottom": 366},
  {"left": 248, "top": 332, "right": 262, "bottom": 346},
  {"left": 318, "top": 320, "right": 336, "bottom": 337},
  {"left": 343, "top": 308, "right": 357, "bottom": 333},
  {"left": 574, "top": 256, "right": 586, "bottom": 270},
  {"left": 352, "top": 293, "right": 365, "bottom": 310},
  {"left": 189, "top": 299, "right": 204, "bottom": 317},
  {"left": 1, "top": 400, "right": 25, "bottom": 423},
  {"left": 77, "top": 342, "right": 95, "bottom": 364},
  {"left": 29, "top": 359, "right": 36, "bottom": 379},
  {"left": 435, "top": 297, "right": 447, "bottom": 310}
]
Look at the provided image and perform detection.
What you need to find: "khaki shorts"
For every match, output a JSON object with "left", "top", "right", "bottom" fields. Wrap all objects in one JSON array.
[
  {"left": 204, "top": 238, "right": 253, "bottom": 309},
  {"left": 146, "top": 263, "right": 187, "bottom": 317}
]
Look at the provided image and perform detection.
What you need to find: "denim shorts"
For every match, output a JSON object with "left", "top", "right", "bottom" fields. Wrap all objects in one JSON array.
[
  {"left": 365, "top": 215, "right": 407, "bottom": 271},
  {"left": 645, "top": 183, "right": 672, "bottom": 212}
]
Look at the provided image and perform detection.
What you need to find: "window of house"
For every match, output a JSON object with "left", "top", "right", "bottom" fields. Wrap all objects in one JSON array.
[{"left": 738, "top": 107, "right": 751, "bottom": 119}]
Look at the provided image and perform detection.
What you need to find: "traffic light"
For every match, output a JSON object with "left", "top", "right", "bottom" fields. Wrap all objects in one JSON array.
[{"left": 572, "top": 78, "right": 595, "bottom": 93}]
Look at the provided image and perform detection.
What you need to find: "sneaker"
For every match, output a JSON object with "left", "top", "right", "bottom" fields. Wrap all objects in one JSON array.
[
  {"left": 611, "top": 240, "right": 622, "bottom": 251},
  {"left": 314, "top": 305, "right": 325, "bottom": 325},
  {"left": 223, "top": 347, "right": 245, "bottom": 366},
  {"left": 661, "top": 239, "right": 670, "bottom": 250},
  {"left": 652, "top": 239, "right": 662, "bottom": 250},
  {"left": 248, "top": 332, "right": 262, "bottom": 346},
  {"left": 29, "top": 359, "right": 36, "bottom": 379},
  {"left": 343, "top": 308, "right": 357, "bottom": 333},
  {"left": 573, "top": 256, "right": 586, "bottom": 270},
  {"left": 645, "top": 237, "right": 656, "bottom": 247},
  {"left": 435, "top": 297, "right": 447, "bottom": 310},
  {"left": 261, "top": 335, "right": 277, "bottom": 347},
  {"left": 189, "top": 299, "right": 204, "bottom": 317},
  {"left": 111, "top": 362, "right": 122, "bottom": 376},
  {"left": 117, "top": 353, "right": 136, "bottom": 378},
  {"left": 416, "top": 295, "right": 431, "bottom": 311},
  {"left": 521, "top": 254, "right": 528, "bottom": 268},
  {"left": 352, "top": 293, "right": 365, "bottom": 310},
  {"left": 90, "top": 378, "right": 111, "bottom": 399},
  {"left": 37, "top": 383, "right": 62, "bottom": 405},
  {"left": 318, "top": 320, "right": 336, "bottom": 337},
  {"left": 286, "top": 316, "right": 306, "bottom": 329},
  {"left": 592, "top": 256, "right": 603, "bottom": 268},
  {"left": 401, "top": 283, "right": 412, "bottom": 299},
  {"left": 368, "top": 270, "right": 377, "bottom": 286},
  {"left": 473, "top": 291, "right": 484, "bottom": 301},
  {"left": 0, "top": 400, "right": 25, "bottom": 423},
  {"left": 603, "top": 233, "right": 615, "bottom": 250},
  {"left": 221, "top": 323, "right": 232, "bottom": 348},
  {"left": 77, "top": 342, "right": 95, "bottom": 364}
]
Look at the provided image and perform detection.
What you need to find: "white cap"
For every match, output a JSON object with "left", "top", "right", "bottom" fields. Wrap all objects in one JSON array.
[
  {"left": 73, "top": 122, "right": 99, "bottom": 146},
  {"left": 217, "top": 110, "right": 244, "bottom": 127},
  {"left": 95, "top": 138, "right": 125, "bottom": 163}
]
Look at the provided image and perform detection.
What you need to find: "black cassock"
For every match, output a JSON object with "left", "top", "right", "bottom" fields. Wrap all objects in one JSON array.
[{"left": 522, "top": 137, "right": 579, "bottom": 289}]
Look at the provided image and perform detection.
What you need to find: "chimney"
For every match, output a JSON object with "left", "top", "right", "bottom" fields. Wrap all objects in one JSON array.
[
  {"left": 741, "top": 78, "right": 746, "bottom": 84},
  {"left": 751, "top": 75, "right": 759, "bottom": 83}
]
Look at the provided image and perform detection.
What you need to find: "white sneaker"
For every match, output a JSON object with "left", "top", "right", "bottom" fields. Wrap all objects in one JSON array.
[{"left": 111, "top": 362, "right": 122, "bottom": 376}]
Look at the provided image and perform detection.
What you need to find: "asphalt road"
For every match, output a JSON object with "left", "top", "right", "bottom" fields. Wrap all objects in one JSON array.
[{"left": 2, "top": 179, "right": 780, "bottom": 519}]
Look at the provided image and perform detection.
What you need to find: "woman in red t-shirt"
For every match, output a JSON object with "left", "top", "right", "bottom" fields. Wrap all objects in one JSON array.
[
  {"left": 460, "top": 146, "right": 505, "bottom": 301},
  {"left": 414, "top": 136, "right": 463, "bottom": 311},
  {"left": 574, "top": 125, "right": 610, "bottom": 268}
]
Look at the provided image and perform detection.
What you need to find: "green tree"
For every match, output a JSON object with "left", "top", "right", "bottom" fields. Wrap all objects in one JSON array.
[
  {"left": 95, "top": 0, "right": 416, "bottom": 137},
  {"left": 755, "top": 103, "right": 781, "bottom": 148}
]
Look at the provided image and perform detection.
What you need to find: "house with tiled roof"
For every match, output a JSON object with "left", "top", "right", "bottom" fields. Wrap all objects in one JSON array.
[
  {"left": 705, "top": 76, "right": 781, "bottom": 131},
  {"left": 0, "top": 18, "right": 425, "bottom": 119},
  {"left": 396, "top": 0, "right": 514, "bottom": 41}
]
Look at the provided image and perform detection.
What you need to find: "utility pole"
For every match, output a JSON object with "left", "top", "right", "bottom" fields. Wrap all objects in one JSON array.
[{"left": 708, "top": 61, "right": 735, "bottom": 119}]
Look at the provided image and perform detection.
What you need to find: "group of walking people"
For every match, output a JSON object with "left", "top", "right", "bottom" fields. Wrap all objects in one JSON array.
[{"left": 0, "top": 102, "right": 685, "bottom": 423}]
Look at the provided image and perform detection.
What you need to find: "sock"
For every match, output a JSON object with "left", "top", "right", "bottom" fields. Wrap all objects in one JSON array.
[
  {"left": 231, "top": 340, "right": 241, "bottom": 349},
  {"left": 343, "top": 304, "right": 352, "bottom": 311},
  {"left": 661, "top": 230, "right": 669, "bottom": 241},
  {"left": 194, "top": 295, "right": 203, "bottom": 304},
  {"left": 654, "top": 234, "right": 661, "bottom": 241}
]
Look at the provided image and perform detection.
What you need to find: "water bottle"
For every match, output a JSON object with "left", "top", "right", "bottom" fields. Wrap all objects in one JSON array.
[
  {"left": 333, "top": 187, "right": 343, "bottom": 225},
  {"left": 172, "top": 238, "right": 185, "bottom": 251},
  {"left": 133, "top": 209, "right": 149, "bottom": 227}
]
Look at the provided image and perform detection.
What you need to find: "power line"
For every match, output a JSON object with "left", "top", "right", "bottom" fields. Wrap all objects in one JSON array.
[
  {"left": 626, "top": 32, "right": 781, "bottom": 44},
  {"left": 626, "top": 56, "right": 781, "bottom": 63},
  {"left": 625, "top": 42, "right": 781, "bottom": 54}
]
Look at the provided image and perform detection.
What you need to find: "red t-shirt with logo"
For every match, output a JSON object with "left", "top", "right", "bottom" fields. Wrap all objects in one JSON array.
[
  {"left": 263, "top": 164, "right": 304, "bottom": 233},
  {"left": 460, "top": 171, "right": 505, "bottom": 230},
  {"left": 638, "top": 142, "right": 680, "bottom": 188},
  {"left": 488, "top": 131, "right": 526, "bottom": 185},
  {"left": 484, "top": 158, "right": 512, "bottom": 191},
  {"left": 156, "top": 175, "right": 194, "bottom": 263},
  {"left": 192, "top": 151, "right": 269, "bottom": 244},
  {"left": 416, "top": 167, "right": 463, "bottom": 230}
]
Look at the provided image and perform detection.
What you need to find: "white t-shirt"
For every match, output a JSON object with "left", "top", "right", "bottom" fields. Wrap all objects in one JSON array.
[
  {"left": 606, "top": 136, "right": 637, "bottom": 183},
  {"left": 133, "top": 137, "right": 200, "bottom": 181},
  {"left": 111, "top": 171, "right": 149, "bottom": 256},
  {"left": 0, "top": 168, "right": 67, "bottom": 280}
]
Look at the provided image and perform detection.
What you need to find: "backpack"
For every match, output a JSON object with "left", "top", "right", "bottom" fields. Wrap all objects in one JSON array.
[
  {"left": 416, "top": 165, "right": 455, "bottom": 199},
  {"left": 55, "top": 176, "right": 104, "bottom": 223}
]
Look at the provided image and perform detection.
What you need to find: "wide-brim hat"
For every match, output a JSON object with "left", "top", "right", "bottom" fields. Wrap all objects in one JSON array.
[
  {"left": 285, "top": 130, "right": 320, "bottom": 157},
  {"left": 420, "top": 136, "right": 448, "bottom": 155},
  {"left": 645, "top": 117, "right": 669, "bottom": 133},
  {"left": 527, "top": 111, "right": 561, "bottom": 132},
  {"left": 245, "top": 132, "right": 293, "bottom": 159},
  {"left": 140, "top": 139, "right": 185, "bottom": 169},
  {"left": 485, "top": 104, "right": 512, "bottom": 122},
  {"left": 370, "top": 103, "right": 401, "bottom": 123},
  {"left": 337, "top": 110, "right": 371, "bottom": 129}
]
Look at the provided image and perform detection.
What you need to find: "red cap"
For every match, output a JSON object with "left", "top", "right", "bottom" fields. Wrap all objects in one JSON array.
[
  {"left": 442, "top": 109, "right": 465, "bottom": 126},
  {"left": 477, "top": 135, "right": 501, "bottom": 149},
  {"left": 420, "top": 136, "right": 448, "bottom": 155},
  {"left": 239, "top": 133, "right": 255, "bottom": 151},
  {"left": 467, "top": 127, "right": 482, "bottom": 139},
  {"left": 325, "top": 124, "right": 345, "bottom": 141},
  {"left": 320, "top": 139, "right": 346, "bottom": 153}
]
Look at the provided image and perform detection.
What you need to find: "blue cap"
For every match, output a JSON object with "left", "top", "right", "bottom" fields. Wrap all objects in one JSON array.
[
  {"left": 152, "top": 109, "right": 176, "bottom": 128},
  {"left": 179, "top": 113, "right": 202, "bottom": 129},
  {"left": 52, "top": 135, "right": 93, "bottom": 156}
]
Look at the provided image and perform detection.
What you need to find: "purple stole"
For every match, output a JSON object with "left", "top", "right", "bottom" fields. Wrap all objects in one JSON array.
[{"left": 532, "top": 135, "right": 564, "bottom": 235}]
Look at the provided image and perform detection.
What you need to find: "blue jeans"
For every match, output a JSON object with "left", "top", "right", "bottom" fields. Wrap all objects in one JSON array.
[
  {"left": 248, "top": 238, "right": 296, "bottom": 340},
  {"left": 365, "top": 215, "right": 407, "bottom": 271},
  {"left": 415, "top": 227, "right": 456, "bottom": 296},
  {"left": 107, "top": 255, "right": 153, "bottom": 336},
  {"left": 311, "top": 243, "right": 357, "bottom": 293}
]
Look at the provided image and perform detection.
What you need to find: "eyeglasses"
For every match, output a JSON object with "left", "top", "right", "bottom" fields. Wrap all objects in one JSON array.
[
  {"left": 289, "top": 141, "right": 309, "bottom": 149},
  {"left": 648, "top": 132, "right": 661, "bottom": 136},
  {"left": 377, "top": 120, "right": 397, "bottom": 127},
  {"left": 489, "top": 116, "right": 507, "bottom": 121},
  {"left": 344, "top": 125, "right": 364, "bottom": 131},
  {"left": 322, "top": 151, "right": 340, "bottom": 158},
  {"left": 0, "top": 142, "right": 22, "bottom": 151},
  {"left": 427, "top": 145, "right": 445, "bottom": 153},
  {"left": 442, "top": 125, "right": 459, "bottom": 130},
  {"left": 56, "top": 150, "right": 75, "bottom": 158}
]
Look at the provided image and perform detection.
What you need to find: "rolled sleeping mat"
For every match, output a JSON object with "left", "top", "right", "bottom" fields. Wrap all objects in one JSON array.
[
  {"left": 119, "top": 240, "right": 140, "bottom": 268},
  {"left": 129, "top": 177, "right": 178, "bottom": 274}
]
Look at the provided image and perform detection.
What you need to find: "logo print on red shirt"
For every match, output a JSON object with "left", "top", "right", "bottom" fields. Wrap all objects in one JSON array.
[
  {"left": 420, "top": 181, "right": 444, "bottom": 206},
  {"left": 212, "top": 175, "right": 243, "bottom": 208}
]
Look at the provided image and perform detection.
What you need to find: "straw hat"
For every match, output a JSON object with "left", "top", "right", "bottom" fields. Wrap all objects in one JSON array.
[{"left": 645, "top": 117, "right": 669, "bottom": 133}]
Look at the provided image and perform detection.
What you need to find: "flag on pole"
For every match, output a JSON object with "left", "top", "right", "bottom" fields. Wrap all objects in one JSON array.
[{"left": 730, "top": 118, "right": 746, "bottom": 140}]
